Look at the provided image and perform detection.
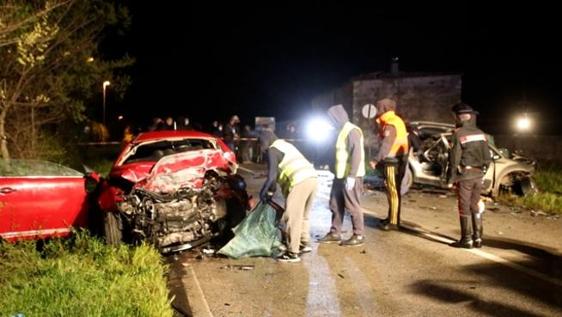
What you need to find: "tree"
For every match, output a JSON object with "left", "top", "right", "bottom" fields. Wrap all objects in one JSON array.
[{"left": 0, "top": 0, "right": 133, "bottom": 160}]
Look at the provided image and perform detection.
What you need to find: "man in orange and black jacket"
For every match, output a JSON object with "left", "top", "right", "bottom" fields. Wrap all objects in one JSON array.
[{"left": 369, "top": 98, "right": 409, "bottom": 231}]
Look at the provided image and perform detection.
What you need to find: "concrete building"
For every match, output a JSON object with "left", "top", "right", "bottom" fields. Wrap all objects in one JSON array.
[{"left": 311, "top": 66, "right": 462, "bottom": 149}]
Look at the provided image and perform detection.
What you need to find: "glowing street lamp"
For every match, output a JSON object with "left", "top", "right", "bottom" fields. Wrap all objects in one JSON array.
[
  {"left": 515, "top": 113, "right": 532, "bottom": 132},
  {"left": 102, "top": 80, "right": 110, "bottom": 126}
]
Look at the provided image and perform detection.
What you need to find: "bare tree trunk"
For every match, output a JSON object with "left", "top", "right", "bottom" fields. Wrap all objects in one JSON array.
[
  {"left": 31, "top": 105, "right": 35, "bottom": 154},
  {"left": 0, "top": 106, "right": 10, "bottom": 161}
]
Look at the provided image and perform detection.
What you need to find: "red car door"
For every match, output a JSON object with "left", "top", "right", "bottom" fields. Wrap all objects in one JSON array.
[{"left": 0, "top": 161, "right": 89, "bottom": 241}]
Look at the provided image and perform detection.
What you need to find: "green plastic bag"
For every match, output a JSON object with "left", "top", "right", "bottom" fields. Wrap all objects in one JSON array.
[{"left": 218, "top": 202, "right": 283, "bottom": 259}]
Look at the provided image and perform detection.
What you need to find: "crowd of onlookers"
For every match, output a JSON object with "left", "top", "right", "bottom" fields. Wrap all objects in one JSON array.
[
  {"left": 125, "top": 115, "right": 269, "bottom": 163},
  {"left": 116, "top": 114, "right": 306, "bottom": 164}
]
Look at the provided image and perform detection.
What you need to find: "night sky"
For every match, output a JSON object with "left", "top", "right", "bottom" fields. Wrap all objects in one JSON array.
[{"left": 112, "top": 1, "right": 561, "bottom": 134}]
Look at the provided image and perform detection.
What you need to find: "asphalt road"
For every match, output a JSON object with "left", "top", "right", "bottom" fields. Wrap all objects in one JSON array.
[{"left": 168, "top": 164, "right": 562, "bottom": 317}]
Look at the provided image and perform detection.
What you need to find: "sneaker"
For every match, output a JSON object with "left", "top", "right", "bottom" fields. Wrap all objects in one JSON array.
[
  {"left": 317, "top": 232, "right": 341, "bottom": 244},
  {"left": 276, "top": 252, "right": 301, "bottom": 263},
  {"left": 340, "top": 234, "right": 365, "bottom": 247},
  {"left": 299, "top": 245, "right": 313, "bottom": 254}
]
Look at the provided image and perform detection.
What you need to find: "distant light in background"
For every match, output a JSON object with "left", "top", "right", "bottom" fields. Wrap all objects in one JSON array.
[
  {"left": 306, "top": 117, "right": 333, "bottom": 143},
  {"left": 118, "top": 115, "right": 124, "bottom": 120},
  {"left": 515, "top": 113, "right": 532, "bottom": 132},
  {"left": 87, "top": 56, "right": 94, "bottom": 63}
]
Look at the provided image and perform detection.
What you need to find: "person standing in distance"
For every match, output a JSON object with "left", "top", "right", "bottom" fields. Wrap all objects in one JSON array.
[
  {"left": 448, "top": 103, "right": 491, "bottom": 248},
  {"left": 318, "top": 105, "right": 366, "bottom": 246}
]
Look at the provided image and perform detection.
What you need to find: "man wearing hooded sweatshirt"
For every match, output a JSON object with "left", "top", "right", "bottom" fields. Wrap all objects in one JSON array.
[
  {"left": 369, "top": 98, "right": 409, "bottom": 231},
  {"left": 448, "top": 103, "right": 491, "bottom": 249},
  {"left": 258, "top": 129, "right": 318, "bottom": 262},
  {"left": 318, "top": 105, "right": 366, "bottom": 246}
]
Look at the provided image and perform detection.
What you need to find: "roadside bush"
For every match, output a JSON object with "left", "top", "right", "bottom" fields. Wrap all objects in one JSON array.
[
  {"left": 0, "top": 231, "right": 173, "bottom": 317},
  {"left": 499, "top": 165, "right": 562, "bottom": 214}
]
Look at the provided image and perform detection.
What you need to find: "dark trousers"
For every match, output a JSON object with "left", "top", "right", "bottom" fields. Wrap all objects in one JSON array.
[
  {"left": 329, "top": 178, "right": 364, "bottom": 235},
  {"left": 457, "top": 177, "right": 483, "bottom": 218},
  {"left": 383, "top": 156, "right": 407, "bottom": 225}
]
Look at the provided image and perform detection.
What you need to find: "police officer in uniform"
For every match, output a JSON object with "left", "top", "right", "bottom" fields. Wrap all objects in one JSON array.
[
  {"left": 259, "top": 130, "right": 318, "bottom": 262},
  {"left": 318, "top": 105, "right": 366, "bottom": 246},
  {"left": 369, "top": 98, "right": 409, "bottom": 230},
  {"left": 448, "top": 103, "right": 491, "bottom": 248}
]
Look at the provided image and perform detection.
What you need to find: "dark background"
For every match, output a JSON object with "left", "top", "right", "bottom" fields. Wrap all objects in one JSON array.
[{"left": 107, "top": 1, "right": 562, "bottom": 134}]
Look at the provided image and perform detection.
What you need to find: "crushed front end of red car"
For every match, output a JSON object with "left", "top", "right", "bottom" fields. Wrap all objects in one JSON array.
[{"left": 99, "top": 133, "right": 250, "bottom": 253}]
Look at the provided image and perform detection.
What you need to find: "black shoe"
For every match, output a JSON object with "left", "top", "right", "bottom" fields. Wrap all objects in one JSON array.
[
  {"left": 276, "top": 252, "right": 301, "bottom": 263},
  {"left": 473, "top": 238, "right": 482, "bottom": 248},
  {"left": 450, "top": 239, "right": 473, "bottom": 249},
  {"left": 452, "top": 216, "right": 473, "bottom": 249},
  {"left": 471, "top": 213, "right": 483, "bottom": 248},
  {"left": 317, "top": 232, "right": 341, "bottom": 244},
  {"left": 340, "top": 234, "right": 365, "bottom": 247},
  {"left": 380, "top": 222, "right": 400, "bottom": 231}
]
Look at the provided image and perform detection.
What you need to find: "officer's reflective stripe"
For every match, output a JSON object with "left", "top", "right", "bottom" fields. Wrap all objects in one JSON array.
[
  {"left": 459, "top": 134, "right": 487, "bottom": 144},
  {"left": 386, "top": 164, "right": 399, "bottom": 225},
  {"left": 335, "top": 122, "right": 366, "bottom": 179},
  {"left": 271, "top": 139, "right": 316, "bottom": 195}
]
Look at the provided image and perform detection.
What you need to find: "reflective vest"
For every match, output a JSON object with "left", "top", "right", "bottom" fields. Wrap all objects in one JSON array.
[
  {"left": 270, "top": 139, "right": 317, "bottom": 196},
  {"left": 376, "top": 111, "right": 409, "bottom": 157},
  {"left": 335, "top": 122, "right": 366, "bottom": 179}
]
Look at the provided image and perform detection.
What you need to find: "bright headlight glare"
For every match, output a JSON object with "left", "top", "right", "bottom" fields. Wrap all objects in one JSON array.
[
  {"left": 515, "top": 116, "right": 531, "bottom": 131},
  {"left": 306, "top": 117, "right": 333, "bottom": 143}
]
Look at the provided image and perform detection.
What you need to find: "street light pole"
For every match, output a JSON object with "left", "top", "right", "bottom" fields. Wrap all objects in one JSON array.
[{"left": 102, "top": 80, "right": 111, "bottom": 126}]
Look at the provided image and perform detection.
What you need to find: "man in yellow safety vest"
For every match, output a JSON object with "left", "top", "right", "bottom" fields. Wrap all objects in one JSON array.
[
  {"left": 318, "top": 105, "right": 366, "bottom": 246},
  {"left": 369, "top": 98, "right": 409, "bottom": 230},
  {"left": 259, "top": 129, "right": 318, "bottom": 262}
]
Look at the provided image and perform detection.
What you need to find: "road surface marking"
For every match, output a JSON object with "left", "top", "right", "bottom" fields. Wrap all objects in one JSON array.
[
  {"left": 186, "top": 265, "right": 214, "bottom": 317},
  {"left": 344, "top": 257, "right": 379, "bottom": 315},
  {"left": 304, "top": 254, "right": 342, "bottom": 316},
  {"left": 316, "top": 191, "right": 562, "bottom": 288}
]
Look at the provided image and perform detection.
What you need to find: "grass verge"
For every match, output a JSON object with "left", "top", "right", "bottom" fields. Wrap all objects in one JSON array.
[
  {"left": 499, "top": 165, "right": 562, "bottom": 215},
  {"left": 0, "top": 231, "right": 173, "bottom": 317}
]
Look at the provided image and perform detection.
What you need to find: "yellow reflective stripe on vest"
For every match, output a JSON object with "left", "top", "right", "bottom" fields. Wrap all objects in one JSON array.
[
  {"left": 271, "top": 139, "right": 316, "bottom": 195},
  {"left": 335, "top": 122, "right": 366, "bottom": 179}
]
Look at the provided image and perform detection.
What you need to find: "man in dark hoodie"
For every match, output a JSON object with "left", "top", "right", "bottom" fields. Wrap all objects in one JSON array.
[
  {"left": 448, "top": 103, "right": 491, "bottom": 249},
  {"left": 318, "top": 105, "right": 366, "bottom": 246},
  {"left": 258, "top": 129, "right": 318, "bottom": 262}
]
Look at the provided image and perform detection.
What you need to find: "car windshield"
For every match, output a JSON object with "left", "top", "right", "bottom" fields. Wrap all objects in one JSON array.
[
  {"left": 0, "top": 160, "right": 83, "bottom": 177},
  {"left": 124, "top": 138, "right": 217, "bottom": 164}
]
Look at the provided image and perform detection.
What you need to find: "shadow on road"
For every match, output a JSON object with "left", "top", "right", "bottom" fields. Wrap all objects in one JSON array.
[
  {"left": 363, "top": 213, "right": 456, "bottom": 246},
  {"left": 411, "top": 279, "right": 546, "bottom": 317},
  {"left": 166, "top": 256, "right": 193, "bottom": 317}
]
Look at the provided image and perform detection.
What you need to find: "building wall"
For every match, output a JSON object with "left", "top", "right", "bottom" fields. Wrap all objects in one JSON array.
[{"left": 352, "top": 74, "right": 462, "bottom": 150}]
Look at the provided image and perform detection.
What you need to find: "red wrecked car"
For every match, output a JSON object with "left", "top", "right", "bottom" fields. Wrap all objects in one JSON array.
[
  {"left": 0, "top": 160, "right": 99, "bottom": 241},
  {"left": 97, "top": 130, "right": 251, "bottom": 253}
]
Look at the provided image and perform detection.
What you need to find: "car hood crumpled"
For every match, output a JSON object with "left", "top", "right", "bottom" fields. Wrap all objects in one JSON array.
[{"left": 132, "top": 149, "right": 235, "bottom": 193}]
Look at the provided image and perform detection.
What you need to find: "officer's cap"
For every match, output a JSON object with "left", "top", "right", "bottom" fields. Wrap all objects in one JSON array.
[{"left": 452, "top": 103, "right": 479, "bottom": 115}]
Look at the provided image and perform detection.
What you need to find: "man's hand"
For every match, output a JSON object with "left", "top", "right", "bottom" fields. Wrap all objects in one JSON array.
[
  {"left": 369, "top": 160, "right": 377, "bottom": 169},
  {"left": 345, "top": 177, "right": 356, "bottom": 191}
]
